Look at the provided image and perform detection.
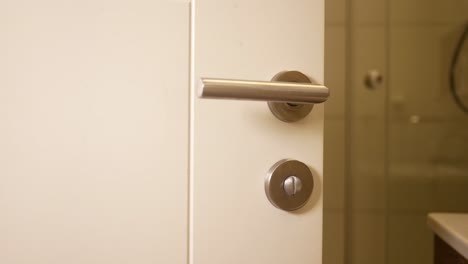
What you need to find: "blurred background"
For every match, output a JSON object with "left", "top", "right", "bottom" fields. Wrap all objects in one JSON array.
[{"left": 322, "top": 0, "right": 468, "bottom": 263}]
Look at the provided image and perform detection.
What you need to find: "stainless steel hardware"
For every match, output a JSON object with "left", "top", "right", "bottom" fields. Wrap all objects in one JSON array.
[
  {"left": 364, "top": 69, "right": 383, "bottom": 90},
  {"left": 199, "top": 73, "right": 328, "bottom": 104},
  {"left": 198, "top": 71, "right": 329, "bottom": 122},
  {"left": 265, "top": 159, "right": 314, "bottom": 211},
  {"left": 283, "top": 176, "right": 303, "bottom": 196}
]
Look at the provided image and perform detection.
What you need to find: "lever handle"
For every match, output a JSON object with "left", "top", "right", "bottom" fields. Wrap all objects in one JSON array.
[
  {"left": 199, "top": 78, "right": 329, "bottom": 104},
  {"left": 197, "top": 71, "right": 330, "bottom": 122}
]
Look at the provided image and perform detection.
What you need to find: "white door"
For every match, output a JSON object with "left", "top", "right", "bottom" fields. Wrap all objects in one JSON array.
[{"left": 0, "top": 1, "right": 325, "bottom": 264}]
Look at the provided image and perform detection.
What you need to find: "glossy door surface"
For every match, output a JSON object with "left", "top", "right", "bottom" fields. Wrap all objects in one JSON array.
[
  {"left": 191, "top": 1, "right": 324, "bottom": 263},
  {"left": 0, "top": 1, "right": 325, "bottom": 263},
  {"left": 0, "top": 1, "right": 189, "bottom": 263}
]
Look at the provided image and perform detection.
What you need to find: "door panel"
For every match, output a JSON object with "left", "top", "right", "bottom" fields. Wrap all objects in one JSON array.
[
  {"left": 0, "top": 1, "right": 189, "bottom": 263},
  {"left": 0, "top": 1, "right": 325, "bottom": 263},
  {"left": 192, "top": 1, "right": 324, "bottom": 263}
]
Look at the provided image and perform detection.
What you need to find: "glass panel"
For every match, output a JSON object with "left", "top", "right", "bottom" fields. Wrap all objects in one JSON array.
[
  {"left": 323, "top": 0, "right": 348, "bottom": 263},
  {"left": 387, "top": 0, "right": 468, "bottom": 263},
  {"left": 324, "top": 0, "right": 468, "bottom": 264}
]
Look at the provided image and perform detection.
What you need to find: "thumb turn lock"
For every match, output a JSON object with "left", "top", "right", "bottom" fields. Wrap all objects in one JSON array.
[
  {"left": 283, "top": 176, "right": 303, "bottom": 196},
  {"left": 265, "top": 159, "right": 314, "bottom": 211}
]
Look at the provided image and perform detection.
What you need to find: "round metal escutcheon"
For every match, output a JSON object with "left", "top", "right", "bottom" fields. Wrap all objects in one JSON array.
[
  {"left": 268, "top": 71, "right": 315, "bottom": 122},
  {"left": 264, "top": 159, "right": 314, "bottom": 211}
]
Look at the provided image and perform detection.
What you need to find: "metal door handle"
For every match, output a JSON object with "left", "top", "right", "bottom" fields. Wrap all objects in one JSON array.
[
  {"left": 198, "top": 71, "right": 329, "bottom": 122},
  {"left": 199, "top": 78, "right": 328, "bottom": 104}
]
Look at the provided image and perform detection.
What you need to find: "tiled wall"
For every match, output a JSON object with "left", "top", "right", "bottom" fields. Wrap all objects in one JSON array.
[
  {"left": 323, "top": 0, "right": 347, "bottom": 263},
  {"left": 324, "top": 0, "right": 389, "bottom": 262},
  {"left": 324, "top": 0, "right": 468, "bottom": 263},
  {"left": 387, "top": 0, "right": 468, "bottom": 263}
]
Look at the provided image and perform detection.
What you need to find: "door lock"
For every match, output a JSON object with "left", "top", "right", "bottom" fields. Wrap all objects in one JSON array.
[
  {"left": 283, "top": 176, "right": 303, "bottom": 196},
  {"left": 265, "top": 159, "right": 314, "bottom": 211}
]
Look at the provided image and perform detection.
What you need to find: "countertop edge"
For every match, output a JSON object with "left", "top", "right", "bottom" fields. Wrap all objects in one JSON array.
[{"left": 428, "top": 213, "right": 468, "bottom": 260}]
